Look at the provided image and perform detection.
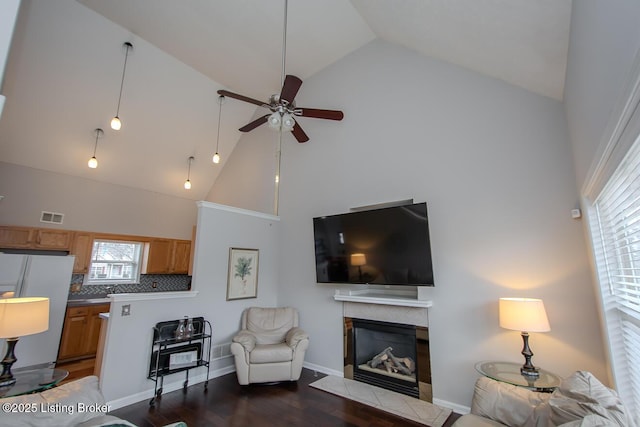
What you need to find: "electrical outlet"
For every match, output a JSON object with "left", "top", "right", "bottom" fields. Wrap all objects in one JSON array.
[
  {"left": 121, "top": 304, "right": 131, "bottom": 316},
  {"left": 152, "top": 281, "right": 157, "bottom": 288}
]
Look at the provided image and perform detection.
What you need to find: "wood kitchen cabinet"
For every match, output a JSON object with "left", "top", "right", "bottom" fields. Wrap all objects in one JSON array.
[
  {"left": 0, "top": 226, "right": 72, "bottom": 250},
  {"left": 172, "top": 240, "right": 191, "bottom": 274},
  {"left": 144, "top": 239, "right": 173, "bottom": 274},
  {"left": 57, "top": 303, "right": 110, "bottom": 362},
  {"left": 0, "top": 226, "right": 32, "bottom": 248},
  {"left": 34, "top": 228, "right": 73, "bottom": 249},
  {"left": 0, "top": 224, "right": 195, "bottom": 276},
  {"left": 69, "top": 232, "right": 94, "bottom": 274},
  {"left": 144, "top": 239, "right": 191, "bottom": 274}
]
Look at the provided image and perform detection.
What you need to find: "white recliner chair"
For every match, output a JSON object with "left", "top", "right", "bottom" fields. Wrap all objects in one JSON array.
[{"left": 231, "top": 307, "right": 309, "bottom": 385}]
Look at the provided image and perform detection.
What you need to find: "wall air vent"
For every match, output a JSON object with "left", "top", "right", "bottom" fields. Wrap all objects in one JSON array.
[{"left": 40, "top": 211, "right": 64, "bottom": 224}]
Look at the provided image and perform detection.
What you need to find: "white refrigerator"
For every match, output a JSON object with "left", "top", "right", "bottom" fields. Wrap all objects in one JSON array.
[{"left": 0, "top": 254, "right": 74, "bottom": 369}]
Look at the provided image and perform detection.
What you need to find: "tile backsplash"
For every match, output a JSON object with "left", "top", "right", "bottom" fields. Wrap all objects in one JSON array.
[{"left": 68, "top": 274, "right": 191, "bottom": 298}]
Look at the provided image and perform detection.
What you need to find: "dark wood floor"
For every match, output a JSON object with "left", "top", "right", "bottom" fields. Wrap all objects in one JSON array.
[
  {"left": 110, "top": 369, "right": 461, "bottom": 427},
  {"left": 56, "top": 357, "right": 96, "bottom": 385}
]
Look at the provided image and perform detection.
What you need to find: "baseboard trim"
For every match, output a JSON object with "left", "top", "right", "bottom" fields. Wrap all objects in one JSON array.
[
  {"left": 106, "top": 364, "right": 236, "bottom": 410},
  {"left": 303, "top": 361, "right": 343, "bottom": 377},
  {"left": 433, "top": 398, "right": 470, "bottom": 415}
]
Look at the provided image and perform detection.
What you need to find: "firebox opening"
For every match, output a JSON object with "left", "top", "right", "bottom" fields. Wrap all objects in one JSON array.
[{"left": 344, "top": 317, "right": 432, "bottom": 402}]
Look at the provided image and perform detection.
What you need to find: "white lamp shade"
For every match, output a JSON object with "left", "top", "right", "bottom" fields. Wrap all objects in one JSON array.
[
  {"left": 351, "top": 253, "right": 367, "bottom": 266},
  {"left": 0, "top": 297, "right": 49, "bottom": 338},
  {"left": 282, "top": 113, "right": 295, "bottom": 131},
  {"left": 268, "top": 112, "right": 281, "bottom": 129},
  {"left": 499, "top": 297, "right": 550, "bottom": 332}
]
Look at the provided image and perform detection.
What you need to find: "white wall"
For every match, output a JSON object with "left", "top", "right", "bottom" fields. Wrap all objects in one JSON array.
[
  {"left": 0, "top": 0, "right": 20, "bottom": 84},
  {"left": 564, "top": 0, "right": 640, "bottom": 187},
  {"left": 205, "top": 111, "right": 280, "bottom": 215},
  {"left": 263, "top": 40, "right": 606, "bottom": 409},
  {"left": 0, "top": 0, "right": 20, "bottom": 120},
  {"left": 0, "top": 162, "right": 196, "bottom": 239},
  {"left": 100, "top": 202, "right": 280, "bottom": 404}
]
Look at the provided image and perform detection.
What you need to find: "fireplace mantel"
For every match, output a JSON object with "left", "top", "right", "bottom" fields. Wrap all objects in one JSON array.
[{"left": 333, "top": 288, "right": 432, "bottom": 308}]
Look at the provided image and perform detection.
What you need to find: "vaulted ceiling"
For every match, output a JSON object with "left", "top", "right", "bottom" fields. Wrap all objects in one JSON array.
[
  {"left": 79, "top": 0, "right": 571, "bottom": 101},
  {"left": 0, "top": 0, "right": 572, "bottom": 200}
]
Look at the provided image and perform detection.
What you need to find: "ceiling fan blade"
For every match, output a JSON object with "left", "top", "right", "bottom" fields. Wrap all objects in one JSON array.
[
  {"left": 279, "top": 75, "right": 303, "bottom": 104},
  {"left": 291, "top": 122, "right": 309, "bottom": 143},
  {"left": 239, "top": 115, "right": 269, "bottom": 132},
  {"left": 217, "top": 89, "right": 266, "bottom": 107},
  {"left": 297, "top": 108, "right": 344, "bottom": 121}
]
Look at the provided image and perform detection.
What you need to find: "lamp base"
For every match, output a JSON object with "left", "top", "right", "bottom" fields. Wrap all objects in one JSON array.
[
  {"left": 0, "top": 337, "right": 18, "bottom": 388},
  {"left": 519, "top": 331, "right": 541, "bottom": 378},
  {"left": 0, "top": 377, "right": 16, "bottom": 387},
  {"left": 520, "top": 365, "right": 540, "bottom": 378}
]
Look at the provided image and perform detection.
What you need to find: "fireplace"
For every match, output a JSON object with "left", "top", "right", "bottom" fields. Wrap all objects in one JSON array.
[{"left": 344, "top": 317, "right": 432, "bottom": 401}]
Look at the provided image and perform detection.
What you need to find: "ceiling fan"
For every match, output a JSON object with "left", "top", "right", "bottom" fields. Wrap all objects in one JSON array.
[{"left": 216, "top": 1, "right": 344, "bottom": 143}]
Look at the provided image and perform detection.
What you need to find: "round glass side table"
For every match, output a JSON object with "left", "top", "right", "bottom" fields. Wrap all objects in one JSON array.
[
  {"left": 0, "top": 368, "right": 69, "bottom": 398},
  {"left": 475, "top": 361, "right": 561, "bottom": 392}
]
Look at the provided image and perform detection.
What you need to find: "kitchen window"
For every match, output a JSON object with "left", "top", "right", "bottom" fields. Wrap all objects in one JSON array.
[{"left": 86, "top": 239, "right": 143, "bottom": 285}]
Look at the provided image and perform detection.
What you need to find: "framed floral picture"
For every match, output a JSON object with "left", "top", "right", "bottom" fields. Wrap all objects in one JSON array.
[{"left": 226, "top": 248, "right": 259, "bottom": 300}]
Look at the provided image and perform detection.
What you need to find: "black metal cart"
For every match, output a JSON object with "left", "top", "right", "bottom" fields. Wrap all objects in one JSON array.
[{"left": 147, "top": 317, "right": 212, "bottom": 406}]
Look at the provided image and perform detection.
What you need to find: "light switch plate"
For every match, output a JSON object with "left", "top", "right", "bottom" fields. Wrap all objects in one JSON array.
[{"left": 122, "top": 304, "right": 131, "bottom": 316}]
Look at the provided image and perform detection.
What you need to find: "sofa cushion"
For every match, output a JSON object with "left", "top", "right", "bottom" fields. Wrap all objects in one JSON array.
[
  {"left": 249, "top": 343, "right": 294, "bottom": 363},
  {"left": 546, "top": 371, "right": 629, "bottom": 426},
  {"left": 470, "top": 376, "right": 550, "bottom": 426},
  {"left": 75, "top": 415, "right": 137, "bottom": 427},
  {"left": 0, "top": 375, "right": 107, "bottom": 427},
  {"left": 453, "top": 413, "right": 506, "bottom": 427},
  {"left": 245, "top": 307, "right": 297, "bottom": 345}
]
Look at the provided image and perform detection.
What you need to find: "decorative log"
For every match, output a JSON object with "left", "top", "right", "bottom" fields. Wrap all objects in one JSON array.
[
  {"left": 368, "top": 346, "right": 393, "bottom": 368},
  {"left": 402, "top": 357, "right": 415, "bottom": 372},
  {"left": 383, "top": 359, "right": 394, "bottom": 373},
  {"left": 384, "top": 348, "right": 413, "bottom": 376}
]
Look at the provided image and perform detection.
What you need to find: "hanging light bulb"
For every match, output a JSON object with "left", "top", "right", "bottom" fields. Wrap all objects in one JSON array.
[
  {"left": 213, "top": 95, "right": 224, "bottom": 164},
  {"left": 184, "top": 156, "right": 194, "bottom": 190},
  {"left": 87, "top": 128, "right": 103, "bottom": 169},
  {"left": 111, "top": 42, "right": 133, "bottom": 131},
  {"left": 110, "top": 116, "right": 121, "bottom": 131}
]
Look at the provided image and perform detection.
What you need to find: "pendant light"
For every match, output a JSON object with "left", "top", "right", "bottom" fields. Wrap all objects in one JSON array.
[
  {"left": 87, "top": 128, "right": 103, "bottom": 169},
  {"left": 213, "top": 95, "right": 224, "bottom": 164},
  {"left": 110, "top": 42, "right": 133, "bottom": 131},
  {"left": 184, "top": 156, "right": 194, "bottom": 190}
]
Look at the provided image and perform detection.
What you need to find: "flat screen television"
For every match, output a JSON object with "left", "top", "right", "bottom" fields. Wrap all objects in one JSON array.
[{"left": 313, "top": 202, "right": 434, "bottom": 286}]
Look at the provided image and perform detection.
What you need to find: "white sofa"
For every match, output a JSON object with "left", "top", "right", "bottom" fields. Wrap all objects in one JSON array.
[
  {"left": 453, "top": 371, "right": 633, "bottom": 427},
  {"left": 0, "top": 376, "right": 134, "bottom": 427},
  {"left": 231, "top": 307, "right": 309, "bottom": 385}
]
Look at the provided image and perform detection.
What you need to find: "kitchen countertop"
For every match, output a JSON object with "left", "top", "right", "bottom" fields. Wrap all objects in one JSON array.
[{"left": 67, "top": 297, "right": 111, "bottom": 306}]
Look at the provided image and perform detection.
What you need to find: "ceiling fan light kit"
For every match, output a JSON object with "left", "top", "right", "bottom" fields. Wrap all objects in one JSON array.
[{"left": 268, "top": 112, "right": 282, "bottom": 129}]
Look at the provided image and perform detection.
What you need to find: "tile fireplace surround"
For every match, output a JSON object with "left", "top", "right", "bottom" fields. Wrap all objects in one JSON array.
[{"left": 335, "top": 288, "right": 433, "bottom": 402}]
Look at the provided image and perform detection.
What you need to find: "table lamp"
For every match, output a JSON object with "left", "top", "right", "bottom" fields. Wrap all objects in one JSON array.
[
  {"left": 351, "top": 253, "right": 366, "bottom": 282},
  {"left": 0, "top": 297, "right": 49, "bottom": 387},
  {"left": 499, "top": 297, "right": 550, "bottom": 377}
]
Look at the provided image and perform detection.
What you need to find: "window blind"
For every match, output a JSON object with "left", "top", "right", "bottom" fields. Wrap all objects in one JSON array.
[{"left": 591, "top": 135, "right": 640, "bottom": 418}]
